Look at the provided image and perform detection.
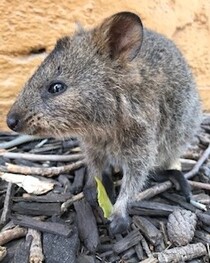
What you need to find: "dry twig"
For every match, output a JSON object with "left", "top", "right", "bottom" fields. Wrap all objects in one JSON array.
[
  {"left": 0, "top": 135, "right": 39, "bottom": 149},
  {"left": 0, "top": 151, "right": 84, "bottom": 162},
  {"left": 2, "top": 160, "right": 84, "bottom": 176},
  {"left": 27, "top": 229, "right": 44, "bottom": 263},
  {"left": 156, "top": 242, "right": 207, "bottom": 263},
  {"left": 61, "top": 192, "right": 84, "bottom": 213},
  {"left": 0, "top": 182, "right": 14, "bottom": 225},
  {"left": 0, "top": 226, "right": 27, "bottom": 245},
  {"left": 188, "top": 180, "right": 210, "bottom": 191}
]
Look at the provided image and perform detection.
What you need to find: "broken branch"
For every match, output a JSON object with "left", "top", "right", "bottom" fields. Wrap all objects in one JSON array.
[
  {"left": 0, "top": 151, "right": 84, "bottom": 162},
  {"left": 2, "top": 160, "right": 84, "bottom": 177},
  {"left": 0, "top": 226, "right": 27, "bottom": 246}
]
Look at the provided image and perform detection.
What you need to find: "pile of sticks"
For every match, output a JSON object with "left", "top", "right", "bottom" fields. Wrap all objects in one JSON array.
[{"left": 0, "top": 115, "right": 210, "bottom": 262}]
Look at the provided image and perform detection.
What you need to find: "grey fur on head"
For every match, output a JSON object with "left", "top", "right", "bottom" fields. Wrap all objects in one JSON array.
[{"left": 7, "top": 12, "right": 202, "bottom": 234}]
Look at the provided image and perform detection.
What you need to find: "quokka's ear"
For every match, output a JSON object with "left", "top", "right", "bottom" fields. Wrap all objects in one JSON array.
[{"left": 93, "top": 12, "right": 143, "bottom": 61}]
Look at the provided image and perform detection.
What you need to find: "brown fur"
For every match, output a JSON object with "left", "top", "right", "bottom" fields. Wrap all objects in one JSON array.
[{"left": 7, "top": 12, "right": 202, "bottom": 233}]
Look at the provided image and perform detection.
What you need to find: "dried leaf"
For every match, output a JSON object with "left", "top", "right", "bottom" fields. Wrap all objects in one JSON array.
[{"left": 0, "top": 172, "right": 54, "bottom": 195}]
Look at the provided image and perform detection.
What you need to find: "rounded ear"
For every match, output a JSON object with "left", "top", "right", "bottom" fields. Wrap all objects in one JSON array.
[{"left": 94, "top": 12, "right": 143, "bottom": 61}]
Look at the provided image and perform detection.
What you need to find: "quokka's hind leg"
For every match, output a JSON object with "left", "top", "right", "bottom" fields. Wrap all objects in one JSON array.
[{"left": 151, "top": 160, "right": 191, "bottom": 202}]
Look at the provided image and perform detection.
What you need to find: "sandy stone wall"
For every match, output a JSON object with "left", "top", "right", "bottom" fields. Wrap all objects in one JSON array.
[{"left": 0, "top": 0, "right": 210, "bottom": 130}]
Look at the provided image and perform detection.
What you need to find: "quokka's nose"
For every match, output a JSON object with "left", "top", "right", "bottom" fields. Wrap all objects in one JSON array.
[{"left": 7, "top": 113, "right": 20, "bottom": 131}]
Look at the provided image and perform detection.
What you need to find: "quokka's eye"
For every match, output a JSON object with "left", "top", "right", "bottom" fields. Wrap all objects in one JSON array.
[{"left": 48, "top": 82, "right": 67, "bottom": 95}]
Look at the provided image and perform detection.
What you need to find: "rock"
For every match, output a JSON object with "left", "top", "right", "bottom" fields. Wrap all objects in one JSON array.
[
  {"left": 167, "top": 209, "right": 197, "bottom": 246},
  {"left": 43, "top": 226, "right": 78, "bottom": 263}
]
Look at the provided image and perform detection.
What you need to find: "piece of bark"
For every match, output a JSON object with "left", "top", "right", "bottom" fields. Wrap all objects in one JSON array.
[
  {"left": 3, "top": 160, "right": 84, "bottom": 177},
  {"left": 156, "top": 242, "right": 207, "bottom": 263},
  {"left": 0, "top": 226, "right": 27, "bottom": 246},
  {"left": 27, "top": 229, "right": 44, "bottom": 263},
  {"left": 113, "top": 230, "right": 142, "bottom": 254},
  {"left": 133, "top": 216, "right": 162, "bottom": 246},
  {"left": 12, "top": 201, "right": 61, "bottom": 216},
  {"left": 12, "top": 215, "right": 72, "bottom": 237},
  {"left": 167, "top": 209, "right": 197, "bottom": 246},
  {"left": 74, "top": 199, "right": 99, "bottom": 252}
]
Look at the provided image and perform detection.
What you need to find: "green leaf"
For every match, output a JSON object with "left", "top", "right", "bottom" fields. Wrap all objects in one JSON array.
[{"left": 94, "top": 176, "right": 113, "bottom": 219}]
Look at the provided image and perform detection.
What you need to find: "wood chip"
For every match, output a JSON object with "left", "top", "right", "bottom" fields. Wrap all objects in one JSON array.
[
  {"left": 113, "top": 229, "right": 142, "bottom": 254},
  {"left": 74, "top": 199, "right": 99, "bottom": 252},
  {"left": 12, "top": 215, "right": 72, "bottom": 237},
  {"left": 12, "top": 201, "right": 61, "bottom": 216},
  {"left": 133, "top": 216, "right": 162, "bottom": 246}
]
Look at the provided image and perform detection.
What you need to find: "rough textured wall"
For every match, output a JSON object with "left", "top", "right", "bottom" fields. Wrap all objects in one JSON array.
[{"left": 0, "top": 0, "right": 210, "bottom": 130}]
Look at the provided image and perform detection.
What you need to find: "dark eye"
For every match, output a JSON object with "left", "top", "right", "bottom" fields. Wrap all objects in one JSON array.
[{"left": 48, "top": 82, "right": 67, "bottom": 95}]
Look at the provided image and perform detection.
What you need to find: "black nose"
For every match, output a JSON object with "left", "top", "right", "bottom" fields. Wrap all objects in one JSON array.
[{"left": 7, "top": 113, "right": 20, "bottom": 131}]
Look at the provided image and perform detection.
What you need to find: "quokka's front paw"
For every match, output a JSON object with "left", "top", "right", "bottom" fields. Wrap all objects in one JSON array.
[{"left": 109, "top": 213, "right": 131, "bottom": 234}]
